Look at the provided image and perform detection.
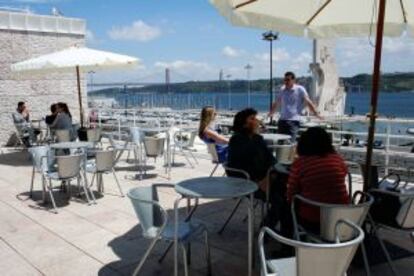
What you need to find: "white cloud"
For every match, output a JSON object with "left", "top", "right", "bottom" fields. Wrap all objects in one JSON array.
[
  {"left": 155, "top": 60, "right": 210, "bottom": 71},
  {"left": 254, "top": 48, "right": 291, "bottom": 63},
  {"left": 222, "top": 46, "right": 244, "bottom": 58},
  {"left": 289, "top": 52, "right": 312, "bottom": 72},
  {"left": 154, "top": 60, "right": 214, "bottom": 81},
  {"left": 108, "top": 20, "right": 161, "bottom": 42},
  {"left": 336, "top": 37, "right": 414, "bottom": 76}
]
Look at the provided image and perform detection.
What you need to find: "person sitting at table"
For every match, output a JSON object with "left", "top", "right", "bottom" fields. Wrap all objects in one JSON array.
[
  {"left": 198, "top": 106, "right": 229, "bottom": 162},
  {"left": 286, "top": 127, "right": 349, "bottom": 234},
  {"left": 50, "top": 102, "right": 74, "bottom": 140},
  {"left": 227, "top": 108, "right": 275, "bottom": 190},
  {"left": 12, "top": 101, "right": 40, "bottom": 146},
  {"left": 45, "top": 103, "right": 58, "bottom": 126}
]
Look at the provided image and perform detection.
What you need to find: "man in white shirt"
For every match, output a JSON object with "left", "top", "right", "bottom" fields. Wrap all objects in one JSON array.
[{"left": 269, "top": 72, "right": 321, "bottom": 142}]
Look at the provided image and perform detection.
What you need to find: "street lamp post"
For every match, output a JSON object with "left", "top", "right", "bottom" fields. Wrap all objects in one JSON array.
[
  {"left": 244, "top": 64, "right": 252, "bottom": 107},
  {"left": 88, "top": 70, "right": 95, "bottom": 92},
  {"left": 262, "top": 31, "right": 279, "bottom": 120},
  {"left": 226, "top": 74, "right": 232, "bottom": 110}
]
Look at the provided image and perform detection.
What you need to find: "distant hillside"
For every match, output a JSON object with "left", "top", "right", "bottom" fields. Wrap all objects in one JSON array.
[
  {"left": 89, "top": 72, "right": 414, "bottom": 97},
  {"left": 342, "top": 72, "right": 414, "bottom": 92}
]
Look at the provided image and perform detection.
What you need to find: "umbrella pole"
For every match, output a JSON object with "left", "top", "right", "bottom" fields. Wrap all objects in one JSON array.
[
  {"left": 364, "top": 0, "right": 386, "bottom": 191},
  {"left": 76, "top": 65, "right": 84, "bottom": 128}
]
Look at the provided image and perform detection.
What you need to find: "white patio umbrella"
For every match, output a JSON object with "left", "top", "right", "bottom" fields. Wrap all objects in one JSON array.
[
  {"left": 210, "top": 0, "right": 413, "bottom": 190},
  {"left": 11, "top": 46, "right": 139, "bottom": 127}
]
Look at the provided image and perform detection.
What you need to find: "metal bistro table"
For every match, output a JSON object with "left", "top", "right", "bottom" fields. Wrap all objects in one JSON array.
[
  {"left": 50, "top": 141, "right": 96, "bottom": 204},
  {"left": 174, "top": 176, "right": 258, "bottom": 276},
  {"left": 262, "top": 133, "right": 291, "bottom": 145}
]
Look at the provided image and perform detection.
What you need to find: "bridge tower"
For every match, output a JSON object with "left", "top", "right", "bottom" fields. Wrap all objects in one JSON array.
[{"left": 165, "top": 67, "right": 171, "bottom": 93}]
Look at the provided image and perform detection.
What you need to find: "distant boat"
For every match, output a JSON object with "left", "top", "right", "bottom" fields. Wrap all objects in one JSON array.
[{"left": 407, "top": 128, "right": 414, "bottom": 135}]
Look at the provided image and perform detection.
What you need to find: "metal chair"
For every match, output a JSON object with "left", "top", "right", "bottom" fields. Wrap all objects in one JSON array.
[
  {"left": 206, "top": 143, "right": 223, "bottom": 176},
  {"left": 44, "top": 154, "right": 92, "bottom": 213},
  {"left": 218, "top": 166, "right": 251, "bottom": 234},
  {"left": 170, "top": 128, "right": 196, "bottom": 168},
  {"left": 142, "top": 136, "right": 165, "bottom": 161},
  {"left": 127, "top": 185, "right": 211, "bottom": 276},
  {"left": 87, "top": 127, "right": 102, "bottom": 145},
  {"left": 291, "top": 192, "right": 373, "bottom": 275},
  {"left": 273, "top": 144, "right": 295, "bottom": 164},
  {"left": 28, "top": 146, "right": 52, "bottom": 199},
  {"left": 86, "top": 149, "right": 124, "bottom": 197},
  {"left": 368, "top": 188, "right": 414, "bottom": 276},
  {"left": 130, "top": 127, "right": 146, "bottom": 179},
  {"left": 259, "top": 220, "right": 364, "bottom": 276},
  {"left": 54, "top": 129, "right": 71, "bottom": 142}
]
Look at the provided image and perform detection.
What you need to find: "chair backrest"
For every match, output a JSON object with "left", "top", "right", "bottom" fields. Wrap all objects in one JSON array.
[
  {"left": 143, "top": 137, "right": 165, "bottom": 157},
  {"left": 274, "top": 144, "right": 295, "bottom": 164},
  {"left": 293, "top": 193, "right": 373, "bottom": 242},
  {"left": 127, "top": 186, "right": 167, "bottom": 238},
  {"left": 396, "top": 194, "right": 414, "bottom": 228},
  {"left": 130, "top": 127, "right": 143, "bottom": 144},
  {"left": 55, "top": 129, "right": 71, "bottom": 142},
  {"left": 223, "top": 164, "right": 250, "bottom": 180},
  {"left": 206, "top": 143, "right": 219, "bottom": 163},
  {"left": 95, "top": 150, "right": 115, "bottom": 172},
  {"left": 29, "top": 146, "right": 51, "bottom": 173},
  {"left": 371, "top": 188, "right": 414, "bottom": 229},
  {"left": 56, "top": 154, "right": 82, "bottom": 179},
  {"left": 87, "top": 128, "right": 102, "bottom": 143},
  {"left": 259, "top": 220, "right": 364, "bottom": 276},
  {"left": 187, "top": 130, "right": 197, "bottom": 148}
]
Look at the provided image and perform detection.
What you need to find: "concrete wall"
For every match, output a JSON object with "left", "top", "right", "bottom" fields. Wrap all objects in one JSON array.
[{"left": 0, "top": 28, "right": 86, "bottom": 145}]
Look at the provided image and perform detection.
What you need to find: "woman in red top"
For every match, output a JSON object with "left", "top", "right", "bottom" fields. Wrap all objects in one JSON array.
[{"left": 287, "top": 127, "right": 349, "bottom": 231}]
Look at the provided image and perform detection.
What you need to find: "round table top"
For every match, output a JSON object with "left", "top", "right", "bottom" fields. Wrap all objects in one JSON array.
[
  {"left": 50, "top": 141, "right": 94, "bottom": 149},
  {"left": 262, "top": 133, "right": 291, "bottom": 142},
  {"left": 175, "top": 176, "right": 258, "bottom": 199}
]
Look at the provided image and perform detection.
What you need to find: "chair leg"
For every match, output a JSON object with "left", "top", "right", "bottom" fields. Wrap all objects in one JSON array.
[
  {"left": 80, "top": 174, "right": 93, "bottom": 205},
  {"left": 189, "top": 149, "right": 198, "bottom": 165},
  {"left": 112, "top": 169, "right": 124, "bottom": 197},
  {"left": 30, "top": 165, "right": 35, "bottom": 198},
  {"left": 132, "top": 238, "right": 159, "bottom": 276},
  {"left": 205, "top": 231, "right": 212, "bottom": 276},
  {"left": 158, "top": 242, "right": 173, "bottom": 263},
  {"left": 218, "top": 198, "right": 243, "bottom": 234},
  {"left": 41, "top": 175, "right": 46, "bottom": 202},
  {"left": 209, "top": 164, "right": 219, "bottom": 177},
  {"left": 361, "top": 243, "right": 371, "bottom": 276},
  {"left": 181, "top": 243, "right": 189, "bottom": 276},
  {"left": 375, "top": 230, "right": 399, "bottom": 276},
  {"left": 47, "top": 179, "right": 58, "bottom": 213}
]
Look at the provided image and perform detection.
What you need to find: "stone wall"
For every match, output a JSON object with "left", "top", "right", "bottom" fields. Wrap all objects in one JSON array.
[{"left": 0, "top": 29, "right": 86, "bottom": 145}]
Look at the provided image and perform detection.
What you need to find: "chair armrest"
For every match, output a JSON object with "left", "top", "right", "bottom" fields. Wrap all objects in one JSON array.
[{"left": 222, "top": 164, "right": 250, "bottom": 180}]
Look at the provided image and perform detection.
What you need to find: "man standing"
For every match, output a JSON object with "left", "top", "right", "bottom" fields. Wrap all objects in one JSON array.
[{"left": 269, "top": 72, "right": 322, "bottom": 142}]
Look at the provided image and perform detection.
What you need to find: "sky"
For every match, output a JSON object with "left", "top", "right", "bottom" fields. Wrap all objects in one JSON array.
[{"left": 2, "top": 0, "right": 414, "bottom": 83}]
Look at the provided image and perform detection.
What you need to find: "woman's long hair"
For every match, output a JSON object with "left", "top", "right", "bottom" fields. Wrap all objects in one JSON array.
[
  {"left": 198, "top": 106, "right": 215, "bottom": 138},
  {"left": 57, "top": 102, "right": 72, "bottom": 118}
]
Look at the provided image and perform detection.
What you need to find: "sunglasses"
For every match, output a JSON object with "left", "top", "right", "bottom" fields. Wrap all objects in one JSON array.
[{"left": 284, "top": 78, "right": 292, "bottom": 82}]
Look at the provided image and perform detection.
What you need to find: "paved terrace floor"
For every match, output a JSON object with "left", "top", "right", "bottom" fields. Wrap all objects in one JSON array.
[{"left": 0, "top": 144, "right": 413, "bottom": 276}]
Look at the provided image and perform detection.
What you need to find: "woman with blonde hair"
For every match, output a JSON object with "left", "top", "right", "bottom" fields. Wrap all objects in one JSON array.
[{"left": 198, "top": 106, "right": 228, "bottom": 162}]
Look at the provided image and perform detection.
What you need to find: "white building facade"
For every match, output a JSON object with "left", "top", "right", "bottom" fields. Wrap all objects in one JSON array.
[{"left": 0, "top": 10, "right": 86, "bottom": 145}]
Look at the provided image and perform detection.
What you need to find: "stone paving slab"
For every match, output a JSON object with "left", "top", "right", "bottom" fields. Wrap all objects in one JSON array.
[{"left": 0, "top": 147, "right": 413, "bottom": 276}]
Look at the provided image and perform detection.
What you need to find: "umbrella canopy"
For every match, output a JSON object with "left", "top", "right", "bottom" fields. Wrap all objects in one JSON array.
[
  {"left": 210, "top": 0, "right": 411, "bottom": 190},
  {"left": 11, "top": 46, "right": 139, "bottom": 127},
  {"left": 210, "top": 0, "right": 413, "bottom": 38},
  {"left": 11, "top": 46, "right": 139, "bottom": 73}
]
